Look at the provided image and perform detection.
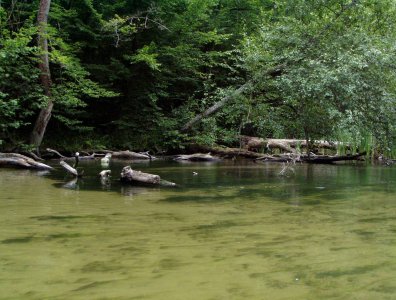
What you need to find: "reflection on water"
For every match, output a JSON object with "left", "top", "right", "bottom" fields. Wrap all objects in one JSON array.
[{"left": 0, "top": 160, "right": 395, "bottom": 300}]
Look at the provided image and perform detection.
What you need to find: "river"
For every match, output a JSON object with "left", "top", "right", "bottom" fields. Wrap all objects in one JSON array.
[{"left": 0, "top": 160, "right": 395, "bottom": 299}]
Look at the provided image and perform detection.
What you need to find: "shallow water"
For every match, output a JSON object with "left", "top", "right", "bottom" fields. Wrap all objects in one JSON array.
[{"left": 0, "top": 160, "right": 395, "bottom": 300}]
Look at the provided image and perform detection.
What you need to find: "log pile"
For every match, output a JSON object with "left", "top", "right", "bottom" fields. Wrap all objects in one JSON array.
[{"left": 0, "top": 153, "right": 53, "bottom": 170}]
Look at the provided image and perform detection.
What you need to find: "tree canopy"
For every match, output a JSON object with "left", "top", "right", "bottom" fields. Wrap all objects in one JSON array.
[{"left": 0, "top": 0, "right": 395, "bottom": 157}]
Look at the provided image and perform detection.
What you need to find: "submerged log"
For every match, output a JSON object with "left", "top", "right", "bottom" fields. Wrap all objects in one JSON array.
[
  {"left": 174, "top": 153, "right": 220, "bottom": 162},
  {"left": 120, "top": 166, "right": 176, "bottom": 186},
  {"left": 0, "top": 153, "right": 53, "bottom": 170}
]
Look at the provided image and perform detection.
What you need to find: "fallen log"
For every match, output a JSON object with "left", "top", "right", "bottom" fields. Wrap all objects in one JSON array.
[
  {"left": 255, "top": 152, "right": 366, "bottom": 164},
  {"left": 187, "top": 144, "right": 366, "bottom": 163},
  {"left": 0, "top": 153, "right": 53, "bottom": 170},
  {"left": 46, "top": 148, "right": 96, "bottom": 160},
  {"left": 46, "top": 148, "right": 66, "bottom": 158},
  {"left": 239, "top": 136, "right": 349, "bottom": 152},
  {"left": 20, "top": 151, "right": 45, "bottom": 161},
  {"left": 120, "top": 166, "right": 176, "bottom": 186},
  {"left": 303, "top": 152, "right": 366, "bottom": 164},
  {"left": 188, "top": 144, "right": 265, "bottom": 159},
  {"left": 112, "top": 150, "right": 154, "bottom": 160},
  {"left": 174, "top": 153, "right": 220, "bottom": 162}
]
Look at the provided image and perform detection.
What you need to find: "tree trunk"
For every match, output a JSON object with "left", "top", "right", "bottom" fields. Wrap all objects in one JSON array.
[{"left": 30, "top": 0, "right": 53, "bottom": 149}]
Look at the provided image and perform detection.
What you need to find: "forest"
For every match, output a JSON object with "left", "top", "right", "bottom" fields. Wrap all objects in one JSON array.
[{"left": 1, "top": 0, "right": 395, "bottom": 158}]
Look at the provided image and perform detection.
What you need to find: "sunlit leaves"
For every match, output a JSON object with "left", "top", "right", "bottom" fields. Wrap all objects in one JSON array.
[
  {"left": 124, "top": 43, "right": 161, "bottom": 71},
  {"left": 0, "top": 26, "right": 40, "bottom": 137}
]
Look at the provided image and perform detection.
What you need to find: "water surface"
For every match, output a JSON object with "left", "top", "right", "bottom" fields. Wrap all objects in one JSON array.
[{"left": 0, "top": 160, "right": 395, "bottom": 299}]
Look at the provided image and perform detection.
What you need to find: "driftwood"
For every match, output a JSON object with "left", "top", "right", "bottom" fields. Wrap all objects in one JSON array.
[
  {"left": 59, "top": 152, "right": 84, "bottom": 177},
  {"left": 174, "top": 153, "right": 220, "bottom": 162},
  {"left": 60, "top": 161, "right": 80, "bottom": 177},
  {"left": 46, "top": 148, "right": 66, "bottom": 158},
  {"left": 99, "top": 170, "right": 111, "bottom": 178},
  {"left": 0, "top": 153, "right": 53, "bottom": 170},
  {"left": 120, "top": 166, "right": 176, "bottom": 186},
  {"left": 112, "top": 150, "right": 154, "bottom": 160}
]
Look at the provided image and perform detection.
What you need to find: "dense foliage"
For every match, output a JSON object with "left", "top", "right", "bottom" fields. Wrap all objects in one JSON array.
[{"left": 0, "top": 0, "right": 395, "bottom": 156}]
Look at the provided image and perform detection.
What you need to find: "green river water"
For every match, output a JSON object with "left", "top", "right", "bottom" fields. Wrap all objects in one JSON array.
[{"left": 0, "top": 160, "right": 395, "bottom": 300}]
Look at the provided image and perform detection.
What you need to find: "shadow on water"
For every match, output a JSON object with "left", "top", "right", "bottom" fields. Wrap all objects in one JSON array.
[{"left": 44, "top": 159, "right": 396, "bottom": 203}]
